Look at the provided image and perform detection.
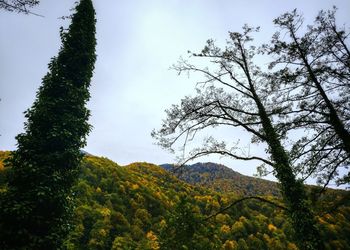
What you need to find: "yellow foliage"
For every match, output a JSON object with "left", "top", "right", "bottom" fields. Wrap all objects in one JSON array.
[
  {"left": 220, "top": 196, "right": 229, "bottom": 206},
  {"left": 194, "top": 195, "right": 212, "bottom": 202},
  {"left": 146, "top": 231, "right": 160, "bottom": 250},
  {"left": 221, "top": 240, "right": 238, "bottom": 250},
  {"left": 287, "top": 242, "right": 298, "bottom": 250},
  {"left": 318, "top": 216, "right": 327, "bottom": 224},
  {"left": 268, "top": 223, "right": 277, "bottom": 232},
  {"left": 211, "top": 199, "right": 220, "bottom": 210},
  {"left": 324, "top": 213, "right": 332, "bottom": 220},
  {"left": 159, "top": 219, "right": 166, "bottom": 229},
  {"left": 96, "top": 187, "right": 102, "bottom": 192},
  {"left": 146, "top": 231, "right": 157, "bottom": 241},
  {"left": 131, "top": 183, "right": 139, "bottom": 190},
  {"left": 99, "top": 207, "right": 111, "bottom": 218},
  {"left": 239, "top": 216, "right": 247, "bottom": 223},
  {"left": 328, "top": 223, "right": 337, "bottom": 232},
  {"left": 98, "top": 229, "right": 107, "bottom": 237},
  {"left": 0, "top": 151, "right": 11, "bottom": 168},
  {"left": 154, "top": 191, "right": 161, "bottom": 199},
  {"left": 220, "top": 224, "right": 231, "bottom": 234}
]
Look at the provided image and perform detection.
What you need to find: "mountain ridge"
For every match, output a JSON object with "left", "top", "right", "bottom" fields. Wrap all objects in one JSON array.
[{"left": 161, "top": 162, "right": 281, "bottom": 197}]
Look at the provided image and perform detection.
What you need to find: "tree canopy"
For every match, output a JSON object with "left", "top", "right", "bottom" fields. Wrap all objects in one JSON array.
[{"left": 2, "top": 153, "right": 349, "bottom": 249}]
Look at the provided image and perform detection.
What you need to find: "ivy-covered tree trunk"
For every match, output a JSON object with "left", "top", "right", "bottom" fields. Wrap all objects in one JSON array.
[
  {"left": 242, "top": 45, "right": 323, "bottom": 249},
  {"left": 0, "top": 0, "right": 96, "bottom": 249},
  {"left": 254, "top": 95, "right": 323, "bottom": 250}
]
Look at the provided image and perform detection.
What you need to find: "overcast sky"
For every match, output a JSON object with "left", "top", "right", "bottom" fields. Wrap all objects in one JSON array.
[{"left": 1, "top": 0, "right": 349, "bottom": 183}]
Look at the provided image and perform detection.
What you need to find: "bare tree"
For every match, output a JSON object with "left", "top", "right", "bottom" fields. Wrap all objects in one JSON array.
[
  {"left": 266, "top": 8, "right": 350, "bottom": 188},
  {"left": 152, "top": 26, "right": 322, "bottom": 249},
  {"left": 0, "top": 0, "right": 39, "bottom": 14}
]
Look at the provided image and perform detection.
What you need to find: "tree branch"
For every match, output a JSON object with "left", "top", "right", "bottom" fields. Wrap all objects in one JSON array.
[{"left": 204, "top": 196, "right": 288, "bottom": 221}]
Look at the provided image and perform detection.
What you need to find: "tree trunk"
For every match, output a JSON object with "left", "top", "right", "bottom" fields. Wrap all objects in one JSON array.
[
  {"left": 254, "top": 91, "right": 323, "bottom": 250},
  {"left": 291, "top": 29, "right": 350, "bottom": 156}
]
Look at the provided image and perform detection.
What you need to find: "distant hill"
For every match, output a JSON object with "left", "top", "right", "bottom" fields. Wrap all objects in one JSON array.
[{"left": 161, "top": 162, "right": 281, "bottom": 197}]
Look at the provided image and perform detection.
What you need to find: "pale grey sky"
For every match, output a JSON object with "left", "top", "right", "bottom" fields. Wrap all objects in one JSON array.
[{"left": 1, "top": 0, "right": 349, "bottom": 183}]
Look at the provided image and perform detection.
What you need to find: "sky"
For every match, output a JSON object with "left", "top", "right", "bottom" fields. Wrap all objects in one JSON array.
[{"left": 1, "top": 0, "right": 349, "bottom": 184}]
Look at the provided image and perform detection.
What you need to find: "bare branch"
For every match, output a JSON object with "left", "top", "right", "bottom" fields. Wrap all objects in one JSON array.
[{"left": 204, "top": 196, "right": 288, "bottom": 221}]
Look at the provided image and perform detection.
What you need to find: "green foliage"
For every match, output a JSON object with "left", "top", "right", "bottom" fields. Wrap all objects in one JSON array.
[
  {"left": 158, "top": 196, "right": 204, "bottom": 249},
  {"left": 40, "top": 155, "right": 350, "bottom": 249},
  {"left": 63, "top": 157, "right": 213, "bottom": 249},
  {"left": 1, "top": 153, "right": 349, "bottom": 249},
  {"left": 0, "top": 0, "right": 96, "bottom": 249}
]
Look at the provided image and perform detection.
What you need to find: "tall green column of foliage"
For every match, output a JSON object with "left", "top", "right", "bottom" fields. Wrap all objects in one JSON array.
[{"left": 0, "top": 0, "right": 96, "bottom": 249}]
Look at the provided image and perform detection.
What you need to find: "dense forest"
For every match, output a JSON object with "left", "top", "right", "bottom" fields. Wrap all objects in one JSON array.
[{"left": 1, "top": 151, "right": 350, "bottom": 249}]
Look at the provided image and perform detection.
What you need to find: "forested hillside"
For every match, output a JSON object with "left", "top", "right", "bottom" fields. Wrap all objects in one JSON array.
[
  {"left": 161, "top": 163, "right": 281, "bottom": 197},
  {"left": 1, "top": 152, "right": 350, "bottom": 249}
]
